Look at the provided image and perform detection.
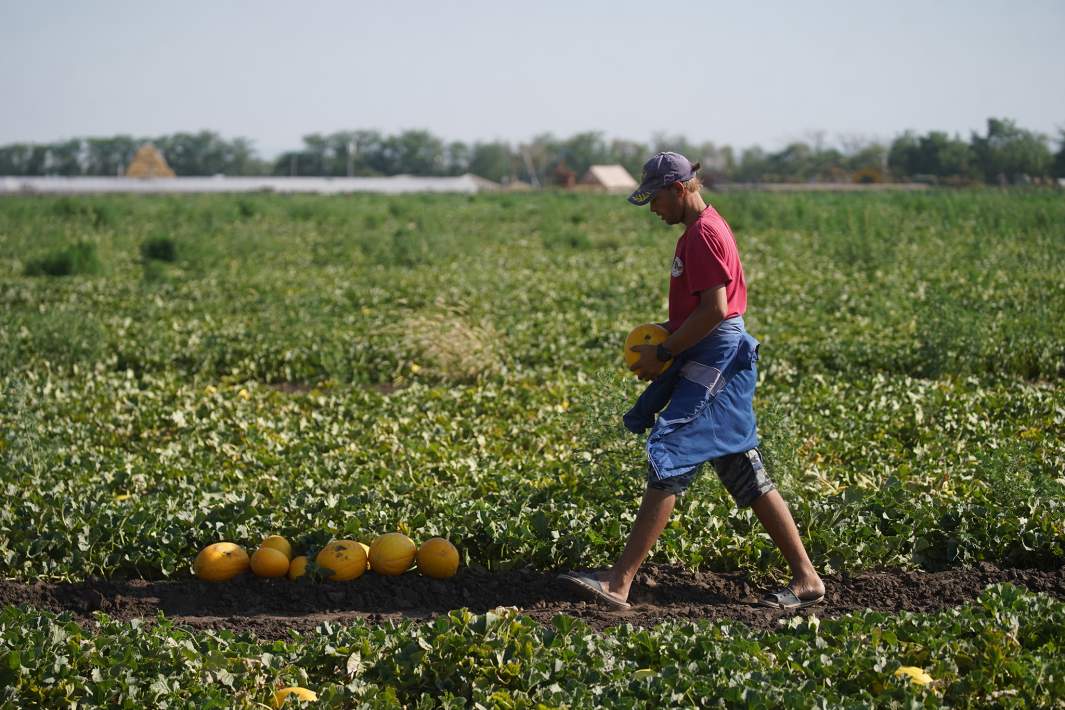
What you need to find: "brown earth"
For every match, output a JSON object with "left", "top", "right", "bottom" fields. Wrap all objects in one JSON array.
[{"left": 2, "top": 563, "right": 1062, "bottom": 640}]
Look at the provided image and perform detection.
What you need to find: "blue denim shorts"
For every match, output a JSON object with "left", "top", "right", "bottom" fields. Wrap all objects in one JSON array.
[{"left": 647, "top": 447, "right": 775, "bottom": 507}]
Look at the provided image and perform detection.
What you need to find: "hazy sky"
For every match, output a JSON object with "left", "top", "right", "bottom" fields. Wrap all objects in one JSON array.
[{"left": 3, "top": 0, "right": 1063, "bottom": 158}]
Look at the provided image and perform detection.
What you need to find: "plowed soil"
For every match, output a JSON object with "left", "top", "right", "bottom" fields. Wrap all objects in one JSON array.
[{"left": 2, "top": 563, "right": 1062, "bottom": 640}]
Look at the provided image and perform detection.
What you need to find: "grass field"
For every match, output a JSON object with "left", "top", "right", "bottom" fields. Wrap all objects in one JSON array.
[{"left": 1, "top": 190, "right": 1063, "bottom": 706}]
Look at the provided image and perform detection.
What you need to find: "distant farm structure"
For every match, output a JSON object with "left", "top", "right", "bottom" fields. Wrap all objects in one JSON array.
[
  {"left": 579, "top": 165, "right": 638, "bottom": 193},
  {"left": 125, "top": 144, "right": 175, "bottom": 178}
]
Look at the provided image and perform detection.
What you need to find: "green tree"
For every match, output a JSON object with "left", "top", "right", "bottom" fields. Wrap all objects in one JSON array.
[
  {"left": 446, "top": 141, "right": 470, "bottom": 175},
  {"left": 520, "top": 133, "right": 561, "bottom": 186},
  {"left": 226, "top": 137, "right": 270, "bottom": 175},
  {"left": 272, "top": 150, "right": 314, "bottom": 176},
  {"left": 153, "top": 130, "right": 255, "bottom": 176},
  {"left": 889, "top": 130, "right": 976, "bottom": 181},
  {"left": 350, "top": 130, "right": 385, "bottom": 175},
  {"left": 0, "top": 144, "right": 36, "bottom": 175},
  {"left": 84, "top": 136, "right": 139, "bottom": 176},
  {"left": 810, "top": 146, "right": 846, "bottom": 181},
  {"left": 468, "top": 142, "right": 513, "bottom": 183},
  {"left": 301, "top": 130, "right": 389, "bottom": 176},
  {"left": 296, "top": 133, "right": 332, "bottom": 175},
  {"left": 608, "top": 139, "right": 649, "bottom": 182},
  {"left": 651, "top": 132, "right": 700, "bottom": 162},
  {"left": 696, "top": 142, "right": 735, "bottom": 183},
  {"left": 734, "top": 146, "right": 768, "bottom": 182},
  {"left": 45, "top": 139, "right": 84, "bottom": 176},
  {"left": 844, "top": 143, "right": 887, "bottom": 174},
  {"left": 971, "top": 117, "right": 1052, "bottom": 184},
  {"left": 24, "top": 145, "right": 48, "bottom": 175},
  {"left": 920, "top": 132, "right": 974, "bottom": 180},
  {"left": 765, "top": 142, "right": 816, "bottom": 181},
  {"left": 271, "top": 132, "right": 360, "bottom": 176},
  {"left": 887, "top": 131, "right": 921, "bottom": 178},
  {"left": 387, "top": 130, "right": 448, "bottom": 175},
  {"left": 558, "top": 131, "right": 611, "bottom": 178},
  {"left": 329, "top": 132, "right": 360, "bottom": 176}
]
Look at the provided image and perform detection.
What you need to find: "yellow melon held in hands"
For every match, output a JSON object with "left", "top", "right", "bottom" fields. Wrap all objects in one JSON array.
[{"left": 624, "top": 323, "right": 672, "bottom": 374}]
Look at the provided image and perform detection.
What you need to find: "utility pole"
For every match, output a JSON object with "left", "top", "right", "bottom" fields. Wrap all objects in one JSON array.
[
  {"left": 521, "top": 148, "right": 541, "bottom": 189},
  {"left": 347, "top": 138, "right": 356, "bottom": 177}
]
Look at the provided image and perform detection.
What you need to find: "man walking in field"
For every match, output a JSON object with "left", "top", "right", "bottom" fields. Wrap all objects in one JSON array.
[{"left": 561, "top": 152, "right": 824, "bottom": 610}]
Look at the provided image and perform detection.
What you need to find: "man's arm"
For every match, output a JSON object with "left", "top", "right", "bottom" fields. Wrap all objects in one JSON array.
[
  {"left": 631, "top": 285, "right": 727, "bottom": 380},
  {"left": 663, "top": 285, "right": 727, "bottom": 356}
]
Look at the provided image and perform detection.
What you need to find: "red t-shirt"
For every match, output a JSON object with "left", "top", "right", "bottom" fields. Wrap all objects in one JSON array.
[{"left": 667, "top": 204, "right": 747, "bottom": 333}]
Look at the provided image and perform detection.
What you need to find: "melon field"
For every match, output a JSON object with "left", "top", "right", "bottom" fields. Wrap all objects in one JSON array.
[{"left": 1, "top": 190, "right": 1063, "bottom": 707}]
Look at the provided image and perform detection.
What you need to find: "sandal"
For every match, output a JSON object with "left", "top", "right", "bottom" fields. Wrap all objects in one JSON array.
[
  {"left": 557, "top": 571, "right": 631, "bottom": 610},
  {"left": 758, "top": 585, "right": 825, "bottom": 610}
]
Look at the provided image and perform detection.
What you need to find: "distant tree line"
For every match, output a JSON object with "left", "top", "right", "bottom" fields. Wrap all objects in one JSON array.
[
  {"left": 2, "top": 119, "right": 1062, "bottom": 186},
  {"left": 0, "top": 131, "right": 265, "bottom": 178}
]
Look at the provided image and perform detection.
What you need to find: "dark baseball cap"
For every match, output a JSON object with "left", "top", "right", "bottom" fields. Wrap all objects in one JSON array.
[{"left": 628, "top": 152, "right": 696, "bottom": 205}]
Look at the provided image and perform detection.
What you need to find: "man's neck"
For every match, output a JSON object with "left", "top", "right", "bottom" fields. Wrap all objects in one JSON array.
[{"left": 681, "top": 194, "right": 708, "bottom": 228}]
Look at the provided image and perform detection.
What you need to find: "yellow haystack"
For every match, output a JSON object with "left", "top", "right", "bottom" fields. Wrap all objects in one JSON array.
[{"left": 126, "top": 143, "right": 175, "bottom": 178}]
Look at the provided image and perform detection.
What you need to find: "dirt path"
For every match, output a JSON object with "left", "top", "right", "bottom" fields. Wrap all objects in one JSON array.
[{"left": 2, "top": 563, "right": 1062, "bottom": 640}]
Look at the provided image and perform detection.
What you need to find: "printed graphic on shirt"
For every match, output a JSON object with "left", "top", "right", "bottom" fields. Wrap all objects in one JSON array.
[{"left": 671, "top": 256, "right": 684, "bottom": 278}]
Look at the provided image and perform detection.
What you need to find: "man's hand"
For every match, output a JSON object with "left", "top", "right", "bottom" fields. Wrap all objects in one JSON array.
[{"left": 629, "top": 344, "right": 667, "bottom": 381}]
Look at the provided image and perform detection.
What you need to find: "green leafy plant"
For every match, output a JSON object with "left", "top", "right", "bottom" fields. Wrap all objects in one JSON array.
[
  {"left": 23, "top": 240, "right": 101, "bottom": 276},
  {"left": 140, "top": 235, "right": 178, "bottom": 262},
  {"left": 0, "top": 191, "right": 1062, "bottom": 705}
]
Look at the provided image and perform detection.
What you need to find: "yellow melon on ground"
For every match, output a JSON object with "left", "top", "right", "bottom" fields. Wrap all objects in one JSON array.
[
  {"left": 369, "top": 533, "right": 417, "bottom": 575},
  {"left": 287, "top": 555, "right": 309, "bottom": 580},
  {"left": 251, "top": 546, "right": 290, "bottom": 577},
  {"left": 193, "top": 542, "right": 250, "bottom": 582},
  {"left": 315, "top": 540, "right": 368, "bottom": 581},
  {"left": 624, "top": 323, "right": 672, "bottom": 371},
  {"left": 260, "top": 535, "right": 293, "bottom": 560},
  {"left": 358, "top": 542, "right": 371, "bottom": 570},
  {"left": 273, "top": 686, "right": 317, "bottom": 707},
  {"left": 416, "top": 537, "right": 460, "bottom": 579},
  {"left": 894, "top": 666, "right": 933, "bottom": 686}
]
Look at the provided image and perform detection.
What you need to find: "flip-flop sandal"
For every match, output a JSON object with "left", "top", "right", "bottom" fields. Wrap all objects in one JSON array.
[
  {"left": 557, "top": 571, "right": 631, "bottom": 610},
  {"left": 757, "top": 586, "right": 825, "bottom": 610}
]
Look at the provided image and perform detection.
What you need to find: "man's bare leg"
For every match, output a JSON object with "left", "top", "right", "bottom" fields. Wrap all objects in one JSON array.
[
  {"left": 595, "top": 487, "right": 676, "bottom": 602},
  {"left": 750, "top": 490, "right": 824, "bottom": 599}
]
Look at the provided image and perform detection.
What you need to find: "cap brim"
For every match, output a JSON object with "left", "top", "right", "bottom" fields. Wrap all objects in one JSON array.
[
  {"left": 627, "top": 185, "right": 656, "bottom": 205},
  {"left": 628, "top": 170, "right": 697, "bottom": 205}
]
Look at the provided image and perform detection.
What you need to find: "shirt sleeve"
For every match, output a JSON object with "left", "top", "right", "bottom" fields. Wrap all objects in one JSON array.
[{"left": 683, "top": 224, "right": 731, "bottom": 296}]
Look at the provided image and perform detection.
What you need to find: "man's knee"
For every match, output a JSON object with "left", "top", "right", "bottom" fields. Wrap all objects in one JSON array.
[
  {"left": 645, "top": 463, "right": 699, "bottom": 497},
  {"left": 711, "top": 448, "right": 776, "bottom": 508}
]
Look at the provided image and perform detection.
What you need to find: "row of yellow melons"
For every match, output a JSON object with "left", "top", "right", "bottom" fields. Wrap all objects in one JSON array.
[
  {"left": 265, "top": 666, "right": 935, "bottom": 707},
  {"left": 193, "top": 533, "right": 459, "bottom": 582}
]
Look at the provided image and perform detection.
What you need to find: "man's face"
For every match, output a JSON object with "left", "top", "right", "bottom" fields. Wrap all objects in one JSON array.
[{"left": 649, "top": 183, "right": 683, "bottom": 225}]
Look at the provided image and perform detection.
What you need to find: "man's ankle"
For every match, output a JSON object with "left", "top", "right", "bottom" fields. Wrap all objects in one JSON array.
[
  {"left": 604, "top": 568, "right": 631, "bottom": 597},
  {"left": 791, "top": 571, "right": 824, "bottom": 591}
]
